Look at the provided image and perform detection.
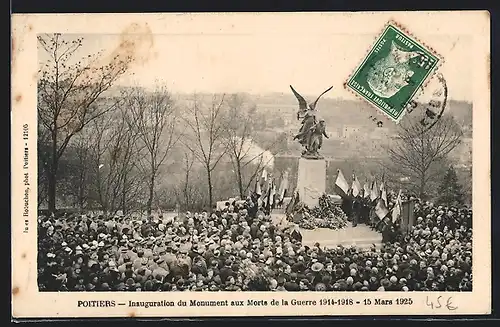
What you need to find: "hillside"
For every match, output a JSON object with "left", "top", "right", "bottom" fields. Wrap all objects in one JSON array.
[
  {"left": 106, "top": 85, "right": 472, "bottom": 128},
  {"left": 104, "top": 86, "right": 472, "bottom": 163}
]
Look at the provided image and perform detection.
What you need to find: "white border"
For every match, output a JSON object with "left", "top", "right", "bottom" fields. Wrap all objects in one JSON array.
[{"left": 11, "top": 11, "right": 491, "bottom": 318}]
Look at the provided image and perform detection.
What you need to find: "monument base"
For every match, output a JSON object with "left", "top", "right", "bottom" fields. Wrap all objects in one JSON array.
[
  {"left": 296, "top": 158, "right": 326, "bottom": 208},
  {"left": 300, "top": 224, "right": 383, "bottom": 249}
]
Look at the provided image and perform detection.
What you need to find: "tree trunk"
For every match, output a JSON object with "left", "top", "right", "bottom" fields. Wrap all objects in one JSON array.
[
  {"left": 78, "top": 161, "right": 86, "bottom": 212},
  {"left": 207, "top": 165, "right": 213, "bottom": 213},
  {"left": 147, "top": 173, "right": 155, "bottom": 216},
  {"left": 121, "top": 174, "right": 127, "bottom": 215},
  {"left": 419, "top": 136, "right": 426, "bottom": 200},
  {"left": 47, "top": 168, "right": 57, "bottom": 213},
  {"left": 419, "top": 172, "right": 426, "bottom": 200},
  {"left": 236, "top": 160, "right": 244, "bottom": 199},
  {"left": 78, "top": 184, "right": 85, "bottom": 212},
  {"left": 183, "top": 166, "right": 190, "bottom": 211},
  {"left": 47, "top": 131, "right": 58, "bottom": 214}
]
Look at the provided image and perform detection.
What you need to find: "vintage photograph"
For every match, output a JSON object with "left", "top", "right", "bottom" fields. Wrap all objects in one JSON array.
[
  {"left": 12, "top": 12, "right": 490, "bottom": 317},
  {"left": 36, "top": 27, "right": 473, "bottom": 294}
]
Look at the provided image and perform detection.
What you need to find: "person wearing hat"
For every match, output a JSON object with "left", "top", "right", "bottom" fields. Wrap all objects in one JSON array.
[
  {"left": 132, "top": 249, "right": 146, "bottom": 269},
  {"left": 152, "top": 258, "right": 169, "bottom": 280},
  {"left": 191, "top": 255, "right": 208, "bottom": 276},
  {"left": 218, "top": 259, "right": 235, "bottom": 284},
  {"left": 74, "top": 245, "right": 83, "bottom": 256},
  {"left": 125, "top": 242, "right": 138, "bottom": 260}
]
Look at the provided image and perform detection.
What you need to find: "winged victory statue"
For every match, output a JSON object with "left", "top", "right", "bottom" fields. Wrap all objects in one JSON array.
[{"left": 290, "top": 85, "right": 333, "bottom": 159}]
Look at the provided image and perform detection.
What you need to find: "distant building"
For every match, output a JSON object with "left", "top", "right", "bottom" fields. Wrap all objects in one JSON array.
[
  {"left": 452, "top": 137, "right": 472, "bottom": 165},
  {"left": 327, "top": 127, "right": 343, "bottom": 139},
  {"left": 341, "top": 125, "right": 362, "bottom": 138},
  {"left": 370, "top": 127, "right": 390, "bottom": 139}
]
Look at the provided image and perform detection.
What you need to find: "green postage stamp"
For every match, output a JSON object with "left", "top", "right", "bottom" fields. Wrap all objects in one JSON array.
[{"left": 346, "top": 21, "right": 442, "bottom": 123}]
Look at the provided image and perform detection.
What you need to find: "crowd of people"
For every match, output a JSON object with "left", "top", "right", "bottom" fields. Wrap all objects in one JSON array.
[{"left": 38, "top": 195, "right": 473, "bottom": 292}]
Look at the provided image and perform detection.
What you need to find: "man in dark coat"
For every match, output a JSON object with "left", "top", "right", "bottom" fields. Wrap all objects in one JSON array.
[
  {"left": 360, "top": 197, "right": 371, "bottom": 225},
  {"left": 246, "top": 195, "right": 259, "bottom": 220},
  {"left": 341, "top": 198, "right": 353, "bottom": 222},
  {"left": 290, "top": 225, "right": 303, "bottom": 243},
  {"left": 219, "top": 259, "right": 234, "bottom": 284},
  {"left": 351, "top": 198, "right": 361, "bottom": 227}
]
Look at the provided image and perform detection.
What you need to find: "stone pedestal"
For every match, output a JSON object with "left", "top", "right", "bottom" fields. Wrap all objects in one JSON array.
[{"left": 296, "top": 158, "right": 326, "bottom": 208}]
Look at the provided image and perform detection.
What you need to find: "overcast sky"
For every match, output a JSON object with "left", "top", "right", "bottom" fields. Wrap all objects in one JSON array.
[{"left": 39, "top": 30, "right": 472, "bottom": 101}]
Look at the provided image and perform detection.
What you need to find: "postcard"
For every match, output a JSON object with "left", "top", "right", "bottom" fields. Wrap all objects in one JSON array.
[{"left": 11, "top": 11, "right": 491, "bottom": 318}]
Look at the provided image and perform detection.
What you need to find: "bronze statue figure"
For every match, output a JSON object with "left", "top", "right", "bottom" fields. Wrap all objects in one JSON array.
[
  {"left": 290, "top": 85, "right": 333, "bottom": 159},
  {"left": 307, "top": 119, "right": 329, "bottom": 159}
]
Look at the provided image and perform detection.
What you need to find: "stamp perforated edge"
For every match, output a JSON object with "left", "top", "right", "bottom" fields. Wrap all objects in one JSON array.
[{"left": 344, "top": 18, "right": 445, "bottom": 124}]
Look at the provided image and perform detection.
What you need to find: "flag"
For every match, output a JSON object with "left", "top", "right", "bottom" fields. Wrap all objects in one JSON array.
[
  {"left": 401, "top": 198, "right": 416, "bottom": 234},
  {"left": 262, "top": 190, "right": 268, "bottom": 208},
  {"left": 380, "top": 182, "right": 388, "bottom": 207},
  {"left": 335, "top": 169, "right": 350, "bottom": 197},
  {"left": 263, "top": 177, "right": 273, "bottom": 210},
  {"left": 270, "top": 179, "right": 276, "bottom": 208},
  {"left": 363, "top": 183, "right": 370, "bottom": 198},
  {"left": 255, "top": 178, "right": 262, "bottom": 196},
  {"left": 391, "top": 189, "right": 402, "bottom": 223},
  {"left": 375, "top": 197, "right": 389, "bottom": 220},
  {"left": 407, "top": 199, "right": 416, "bottom": 231},
  {"left": 286, "top": 189, "right": 300, "bottom": 217},
  {"left": 261, "top": 169, "right": 268, "bottom": 183},
  {"left": 380, "top": 173, "right": 385, "bottom": 191},
  {"left": 370, "top": 180, "right": 379, "bottom": 201},
  {"left": 351, "top": 174, "right": 362, "bottom": 198},
  {"left": 278, "top": 171, "right": 289, "bottom": 203}
]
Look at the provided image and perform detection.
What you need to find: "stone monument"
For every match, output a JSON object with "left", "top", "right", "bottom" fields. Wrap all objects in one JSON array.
[
  {"left": 290, "top": 85, "right": 333, "bottom": 208},
  {"left": 296, "top": 157, "right": 326, "bottom": 208}
]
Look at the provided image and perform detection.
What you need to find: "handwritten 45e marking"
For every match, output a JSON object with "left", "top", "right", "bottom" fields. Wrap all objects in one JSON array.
[{"left": 426, "top": 296, "right": 458, "bottom": 311}]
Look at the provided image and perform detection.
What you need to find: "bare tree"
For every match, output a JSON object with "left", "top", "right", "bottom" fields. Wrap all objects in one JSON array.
[
  {"left": 70, "top": 132, "right": 93, "bottom": 211},
  {"left": 88, "top": 114, "right": 113, "bottom": 210},
  {"left": 224, "top": 94, "right": 287, "bottom": 198},
  {"left": 86, "top": 106, "right": 146, "bottom": 214},
  {"left": 183, "top": 93, "right": 229, "bottom": 212},
  {"left": 224, "top": 94, "right": 258, "bottom": 198},
  {"left": 387, "top": 114, "right": 463, "bottom": 199},
  {"left": 172, "top": 148, "right": 202, "bottom": 211},
  {"left": 37, "top": 122, "right": 52, "bottom": 207},
  {"left": 126, "top": 86, "right": 179, "bottom": 215},
  {"left": 37, "top": 33, "right": 133, "bottom": 213},
  {"left": 118, "top": 122, "right": 146, "bottom": 215}
]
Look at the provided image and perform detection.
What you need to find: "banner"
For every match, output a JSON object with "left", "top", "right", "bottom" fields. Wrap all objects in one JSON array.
[
  {"left": 277, "top": 171, "right": 289, "bottom": 203},
  {"left": 374, "top": 197, "right": 389, "bottom": 219},
  {"left": 391, "top": 189, "right": 402, "bottom": 223}
]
